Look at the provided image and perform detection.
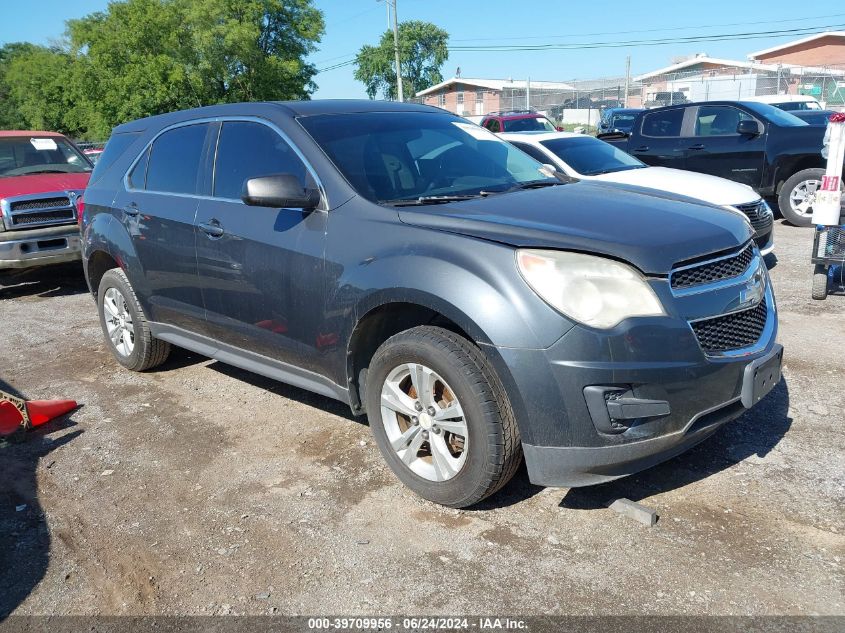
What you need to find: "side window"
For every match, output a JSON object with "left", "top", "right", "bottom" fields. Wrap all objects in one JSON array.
[
  {"left": 92, "top": 132, "right": 140, "bottom": 184},
  {"left": 484, "top": 119, "right": 501, "bottom": 133},
  {"left": 145, "top": 123, "right": 208, "bottom": 194},
  {"left": 513, "top": 142, "right": 550, "bottom": 164},
  {"left": 694, "top": 106, "right": 751, "bottom": 137},
  {"left": 213, "top": 121, "right": 307, "bottom": 200},
  {"left": 641, "top": 108, "right": 684, "bottom": 137},
  {"left": 127, "top": 145, "right": 150, "bottom": 190}
]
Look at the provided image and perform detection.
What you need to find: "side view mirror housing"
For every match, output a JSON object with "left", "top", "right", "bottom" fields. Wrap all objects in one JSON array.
[
  {"left": 737, "top": 120, "right": 761, "bottom": 136},
  {"left": 242, "top": 174, "right": 320, "bottom": 209}
]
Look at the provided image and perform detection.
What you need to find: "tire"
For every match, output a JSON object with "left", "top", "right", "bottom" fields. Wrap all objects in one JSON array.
[
  {"left": 812, "top": 264, "right": 829, "bottom": 301},
  {"left": 778, "top": 168, "right": 829, "bottom": 227},
  {"left": 365, "top": 326, "right": 522, "bottom": 508},
  {"left": 97, "top": 268, "right": 170, "bottom": 371}
]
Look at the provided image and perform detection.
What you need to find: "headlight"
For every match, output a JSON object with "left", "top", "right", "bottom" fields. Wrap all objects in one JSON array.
[{"left": 517, "top": 249, "right": 665, "bottom": 329}]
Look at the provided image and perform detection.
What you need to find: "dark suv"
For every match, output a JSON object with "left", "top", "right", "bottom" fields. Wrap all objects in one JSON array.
[{"left": 81, "top": 101, "right": 782, "bottom": 508}]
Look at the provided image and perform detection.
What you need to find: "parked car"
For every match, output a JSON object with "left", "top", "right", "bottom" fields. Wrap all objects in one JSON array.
[
  {"left": 743, "top": 94, "right": 823, "bottom": 111},
  {"left": 0, "top": 131, "right": 92, "bottom": 280},
  {"left": 598, "top": 100, "right": 835, "bottom": 226},
  {"left": 480, "top": 110, "right": 559, "bottom": 133},
  {"left": 644, "top": 91, "right": 688, "bottom": 108},
  {"left": 597, "top": 108, "right": 645, "bottom": 135},
  {"left": 82, "top": 101, "right": 781, "bottom": 508},
  {"left": 501, "top": 131, "right": 774, "bottom": 254}
]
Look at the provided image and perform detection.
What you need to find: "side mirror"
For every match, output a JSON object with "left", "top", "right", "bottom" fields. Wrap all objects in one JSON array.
[
  {"left": 242, "top": 174, "right": 320, "bottom": 209},
  {"left": 737, "top": 120, "right": 761, "bottom": 136}
]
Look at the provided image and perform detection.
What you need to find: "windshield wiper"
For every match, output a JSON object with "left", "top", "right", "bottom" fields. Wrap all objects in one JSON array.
[
  {"left": 515, "top": 179, "right": 565, "bottom": 189},
  {"left": 381, "top": 194, "right": 480, "bottom": 206}
]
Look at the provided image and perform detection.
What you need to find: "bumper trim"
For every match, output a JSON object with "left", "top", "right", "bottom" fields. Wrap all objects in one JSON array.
[{"left": 522, "top": 397, "right": 745, "bottom": 488}]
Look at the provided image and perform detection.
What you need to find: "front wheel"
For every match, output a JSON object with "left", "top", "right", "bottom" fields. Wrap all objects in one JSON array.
[
  {"left": 365, "top": 326, "right": 522, "bottom": 508},
  {"left": 812, "top": 264, "right": 829, "bottom": 300},
  {"left": 778, "top": 168, "right": 831, "bottom": 227}
]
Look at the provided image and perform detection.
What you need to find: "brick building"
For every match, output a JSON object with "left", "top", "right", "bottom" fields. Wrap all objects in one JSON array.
[
  {"left": 748, "top": 31, "right": 845, "bottom": 67},
  {"left": 415, "top": 77, "right": 575, "bottom": 116}
]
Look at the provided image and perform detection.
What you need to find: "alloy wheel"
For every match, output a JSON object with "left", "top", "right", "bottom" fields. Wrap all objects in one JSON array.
[
  {"left": 789, "top": 179, "right": 821, "bottom": 219},
  {"left": 379, "top": 362, "right": 469, "bottom": 482},
  {"left": 103, "top": 287, "right": 135, "bottom": 357}
]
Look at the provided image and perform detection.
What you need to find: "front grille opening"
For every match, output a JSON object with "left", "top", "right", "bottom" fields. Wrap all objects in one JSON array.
[
  {"left": 10, "top": 197, "right": 70, "bottom": 212},
  {"left": 36, "top": 238, "right": 67, "bottom": 250},
  {"left": 691, "top": 301, "right": 768, "bottom": 354},
  {"left": 671, "top": 243, "right": 754, "bottom": 290},
  {"left": 735, "top": 200, "right": 774, "bottom": 235},
  {"left": 11, "top": 209, "right": 76, "bottom": 226}
]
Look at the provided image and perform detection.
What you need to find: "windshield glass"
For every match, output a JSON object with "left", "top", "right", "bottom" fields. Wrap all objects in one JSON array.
[
  {"left": 502, "top": 117, "right": 556, "bottom": 132},
  {"left": 299, "top": 112, "right": 555, "bottom": 203},
  {"left": 540, "top": 136, "right": 645, "bottom": 176},
  {"left": 0, "top": 136, "right": 92, "bottom": 178},
  {"left": 741, "top": 102, "right": 809, "bottom": 127},
  {"left": 609, "top": 113, "right": 638, "bottom": 131}
]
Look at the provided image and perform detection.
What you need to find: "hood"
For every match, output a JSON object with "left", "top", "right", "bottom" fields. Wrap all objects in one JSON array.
[
  {"left": 0, "top": 172, "right": 90, "bottom": 199},
  {"left": 397, "top": 180, "right": 753, "bottom": 275},
  {"left": 589, "top": 166, "right": 759, "bottom": 207}
]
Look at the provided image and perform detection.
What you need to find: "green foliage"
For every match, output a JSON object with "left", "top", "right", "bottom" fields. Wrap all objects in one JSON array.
[
  {"left": 0, "top": 0, "right": 324, "bottom": 139},
  {"left": 0, "top": 43, "right": 39, "bottom": 130},
  {"left": 354, "top": 20, "right": 448, "bottom": 100}
]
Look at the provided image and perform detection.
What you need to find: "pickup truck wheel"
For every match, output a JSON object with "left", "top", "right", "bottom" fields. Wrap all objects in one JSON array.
[
  {"left": 812, "top": 265, "right": 829, "bottom": 300},
  {"left": 97, "top": 268, "right": 170, "bottom": 371},
  {"left": 779, "top": 168, "right": 829, "bottom": 227},
  {"left": 365, "top": 326, "right": 522, "bottom": 508}
]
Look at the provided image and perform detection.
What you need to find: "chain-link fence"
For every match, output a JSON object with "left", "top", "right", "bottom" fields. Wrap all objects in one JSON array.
[{"left": 414, "top": 62, "right": 845, "bottom": 130}]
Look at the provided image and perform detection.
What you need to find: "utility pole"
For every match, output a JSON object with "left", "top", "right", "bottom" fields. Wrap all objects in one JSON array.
[
  {"left": 624, "top": 55, "right": 631, "bottom": 108},
  {"left": 390, "top": 0, "right": 403, "bottom": 102}
]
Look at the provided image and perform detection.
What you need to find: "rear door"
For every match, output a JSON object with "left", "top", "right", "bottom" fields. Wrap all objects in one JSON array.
[
  {"left": 629, "top": 107, "right": 687, "bottom": 168},
  {"left": 112, "top": 122, "right": 213, "bottom": 333},
  {"left": 195, "top": 119, "right": 328, "bottom": 371},
  {"left": 682, "top": 104, "right": 766, "bottom": 187}
]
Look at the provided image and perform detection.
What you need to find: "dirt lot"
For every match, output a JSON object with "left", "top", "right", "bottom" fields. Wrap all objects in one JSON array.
[{"left": 1, "top": 219, "right": 843, "bottom": 618}]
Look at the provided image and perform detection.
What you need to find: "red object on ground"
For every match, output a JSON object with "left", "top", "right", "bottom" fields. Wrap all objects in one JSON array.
[
  {"left": 26, "top": 400, "right": 78, "bottom": 427},
  {"left": 0, "top": 392, "right": 78, "bottom": 437}
]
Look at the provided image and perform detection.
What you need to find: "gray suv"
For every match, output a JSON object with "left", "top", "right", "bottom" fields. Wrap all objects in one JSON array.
[{"left": 81, "top": 101, "right": 782, "bottom": 508}]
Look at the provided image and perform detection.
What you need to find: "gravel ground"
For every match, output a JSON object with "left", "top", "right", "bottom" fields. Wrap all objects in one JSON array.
[{"left": 1, "top": 219, "right": 843, "bottom": 618}]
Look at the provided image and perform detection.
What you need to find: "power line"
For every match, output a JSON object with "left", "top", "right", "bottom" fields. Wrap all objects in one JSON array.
[
  {"left": 448, "top": 24, "right": 845, "bottom": 52},
  {"left": 450, "top": 12, "right": 845, "bottom": 43}
]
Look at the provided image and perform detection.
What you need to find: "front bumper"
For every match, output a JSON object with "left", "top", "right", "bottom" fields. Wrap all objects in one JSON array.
[
  {"left": 487, "top": 262, "right": 780, "bottom": 488},
  {"left": 0, "top": 225, "right": 81, "bottom": 269}
]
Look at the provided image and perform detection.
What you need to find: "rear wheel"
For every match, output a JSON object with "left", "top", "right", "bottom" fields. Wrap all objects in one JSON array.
[
  {"left": 365, "top": 326, "right": 522, "bottom": 508},
  {"left": 97, "top": 268, "right": 170, "bottom": 371},
  {"left": 779, "top": 168, "right": 830, "bottom": 227},
  {"left": 812, "top": 264, "right": 829, "bottom": 300}
]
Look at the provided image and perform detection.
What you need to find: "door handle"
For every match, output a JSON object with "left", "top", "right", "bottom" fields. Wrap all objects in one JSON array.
[
  {"left": 199, "top": 220, "right": 225, "bottom": 238},
  {"left": 632, "top": 146, "right": 649, "bottom": 152},
  {"left": 688, "top": 144, "right": 706, "bottom": 150},
  {"left": 123, "top": 204, "right": 140, "bottom": 217}
]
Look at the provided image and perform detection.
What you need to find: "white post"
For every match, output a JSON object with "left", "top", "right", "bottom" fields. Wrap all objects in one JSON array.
[
  {"left": 526, "top": 77, "right": 531, "bottom": 110},
  {"left": 391, "top": 0, "right": 403, "bottom": 102},
  {"left": 624, "top": 56, "right": 630, "bottom": 108},
  {"left": 813, "top": 113, "right": 845, "bottom": 226}
]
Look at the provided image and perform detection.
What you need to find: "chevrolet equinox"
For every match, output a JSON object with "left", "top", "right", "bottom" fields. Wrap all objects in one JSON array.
[{"left": 81, "top": 101, "right": 782, "bottom": 508}]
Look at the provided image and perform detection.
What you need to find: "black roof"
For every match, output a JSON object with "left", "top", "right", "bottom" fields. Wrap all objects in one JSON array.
[{"left": 113, "top": 99, "right": 440, "bottom": 133}]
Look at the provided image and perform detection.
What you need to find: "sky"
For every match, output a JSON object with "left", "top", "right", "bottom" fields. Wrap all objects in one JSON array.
[{"left": 2, "top": 0, "right": 844, "bottom": 99}]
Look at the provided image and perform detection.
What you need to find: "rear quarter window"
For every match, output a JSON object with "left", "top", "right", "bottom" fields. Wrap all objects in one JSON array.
[{"left": 89, "top": 132, "right": 142, "bottom": 185}]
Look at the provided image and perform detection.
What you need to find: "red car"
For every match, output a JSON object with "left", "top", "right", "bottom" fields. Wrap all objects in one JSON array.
[
  {"left": 0, "top": 131, "right": 92, "bottom": 276},
  {"left": 480, "top": 110, "right": 561, "bottom": 133}
]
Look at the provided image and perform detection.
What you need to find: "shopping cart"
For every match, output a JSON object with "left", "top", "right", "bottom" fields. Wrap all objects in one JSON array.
[{"left": 812, "top": 222, "right": 845, "bottom": 300}]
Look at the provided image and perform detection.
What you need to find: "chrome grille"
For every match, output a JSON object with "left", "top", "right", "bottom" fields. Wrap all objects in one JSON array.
[
  {"left": 9, "top": 196, "right": 70, "bottom": 212},
  {"left": 671, "top": 243, "right": 754, "bottom": 290},
  {"left": 735, "top": 200, "right": 773, "bottom": 234},
  {"left": 691, "top": 302, "right": 768, "bottom": 353}
]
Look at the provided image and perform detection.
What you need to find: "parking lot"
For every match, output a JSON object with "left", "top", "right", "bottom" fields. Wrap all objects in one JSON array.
[{"left": 1, "top": 219, "right": 843, "bottom": 617}]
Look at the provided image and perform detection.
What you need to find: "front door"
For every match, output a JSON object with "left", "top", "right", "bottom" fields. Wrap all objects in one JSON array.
[
  {"left": 112, "top": 122, "right": 213, "bottom": 333},
  {"left": 682, "top": 105, "right": 766, "bottom": 188},
  {"left": 630, "top": 107, "right": 687, "bottom": 168},
  {"left": 195, "top": 120, "right": 328, "bottom": 372}
]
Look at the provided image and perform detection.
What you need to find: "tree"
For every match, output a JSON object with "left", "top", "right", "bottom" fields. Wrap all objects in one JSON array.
[
  {"left": 1, "top": 0, "right": 324, "bottom": 138},
  {"left": 354, "top": 21, "right": 448, "bottom": 100},
  {"left": 0, "top": 43, "right": 38, "bottom": 130}
]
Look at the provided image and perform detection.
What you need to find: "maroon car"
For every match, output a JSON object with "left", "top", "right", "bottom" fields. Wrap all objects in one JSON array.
[{"left": 480, "top": 110, "right": 561, "bottom": 133}]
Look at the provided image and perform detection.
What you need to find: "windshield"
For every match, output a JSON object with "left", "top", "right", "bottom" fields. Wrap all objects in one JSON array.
[
  {"left": 540, "top": 136, "right": 645, "bottom": 176},
  {"left": 609, "top": 113, "right": 638, "bottom": 131},
  {"left": 775, "top": 101, "right": 821, "bottom": 111},
  {"left": 299, "top": 112, "right": 556, "bottom": 203},
  {"left": 0, "top": 136, "right": 93, "bottom": 178},
  {"left": 740, "top": 101, "right": 809, "bottom": 127},
  {"left": 502, "top": 117, "right": 556, "bottom": 132}
]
